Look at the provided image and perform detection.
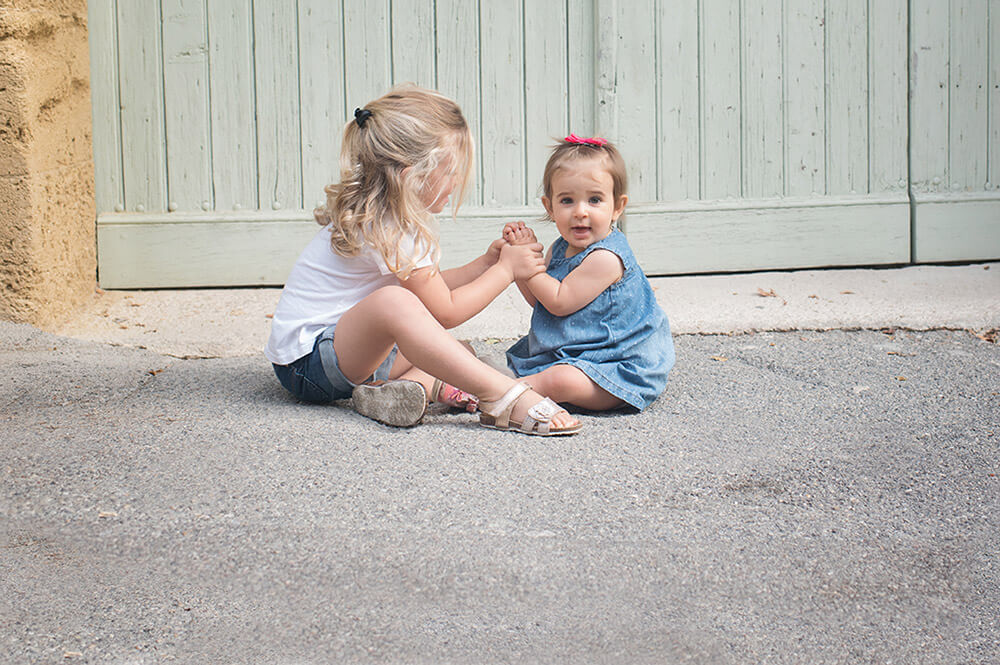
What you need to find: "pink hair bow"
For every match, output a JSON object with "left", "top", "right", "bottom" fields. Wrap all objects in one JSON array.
[{"left": 565, "top": 133, "right": 608, "bottom": 147}]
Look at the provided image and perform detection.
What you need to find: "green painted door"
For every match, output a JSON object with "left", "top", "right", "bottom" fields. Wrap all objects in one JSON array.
[
  {"left": 89, "top": 0, "right": 995, "bottom": 288},
  {"left": 909, "top": 0, "right": 1000, "bottom": 262}
]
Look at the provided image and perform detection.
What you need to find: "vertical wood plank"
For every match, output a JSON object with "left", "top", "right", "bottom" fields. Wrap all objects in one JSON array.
[
  {"left": 117, "top": 0, "right": 167, "bottom": 212},
  {"left": 436, "top": 0, "right": 481, "bottom": 206},
  {"left": 868, "top": 0, "right": 908, "bottom": 194},
  {"left": 949, "top": 0, "right": 988, "bottom": 191},
  {"left": 298, "top": 0, "right": 346, "bottom": 211},
  {"left": 161, "top": 0, "right": 212, "bottom": 212},
  {"left": 207, "top": 0, "right": 257, "bottom": 211},
  {"left": 700, "top": 0, "right": 741, "bottom": 199},
  {"left": 910, "top": 0, "right": 950, "bottom": 193},
  {"left": 479, "top": 1, "right": 524, "bottom": 206},
  {"left": 740, "top": 0, "right": 784, "bottom": 198},
  {"left": 391, "top": 0, "right": 435, "bottom": 88},
  {"left": 253, "top": 2, "right": 302, "bottom": 211},
  {"left": 783, "top": 0, "right": 826, "bottom": 195},
  {"left": 825, "top": 0, "right": 869, "bottom": 194},
  {"left": 567, "top": 0, "right": 595, "bottom": 138},
  {"left": 991, "top": 0, "right": 1000, "bottom": 190},
  {"left": 657, "top": 0, "right": 699, "bottom": 200},
  {"left": 524, "top": 1, "right": 568, "bottom": 203},
  {"left": 595, "top": 0, "right": 617, "bottom": 137},
  {"left": 88, "top": 0, "right": 124, "bottom": 213},
  {"left": 343, "top": 0, "right": 391, "bottom": 113},
  {"left": 614, "top": 0, "right": 657, "bottom": 202}
]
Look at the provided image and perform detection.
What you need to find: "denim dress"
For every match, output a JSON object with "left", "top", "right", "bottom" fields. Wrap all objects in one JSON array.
[{"left": 506, "top": 229, "right": 675, "bottom": 411}]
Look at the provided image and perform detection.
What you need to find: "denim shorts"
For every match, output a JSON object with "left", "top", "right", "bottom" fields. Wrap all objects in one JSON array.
[{"left": 272, "top": 324, "right": 397, "bottom": 403}]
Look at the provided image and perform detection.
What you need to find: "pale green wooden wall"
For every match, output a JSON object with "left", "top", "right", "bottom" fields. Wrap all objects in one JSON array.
[
  {"left": 89, "top": 0, "right": 999, "bottom": 288},
  {"left": 910, "top": 0, "right": 1000, "bottom": 262}
]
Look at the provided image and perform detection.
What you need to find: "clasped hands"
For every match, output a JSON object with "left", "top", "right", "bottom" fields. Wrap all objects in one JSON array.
[{"left": 488, "top": 221, "right": 545, "bottom": 282}]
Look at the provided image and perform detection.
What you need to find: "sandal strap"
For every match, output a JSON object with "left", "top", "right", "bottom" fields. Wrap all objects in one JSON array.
[
  {"left": 430, "top": 377, "right": 443, "bottom": 403},
  {"left": 479, "top": 381, "right": 531, "bottom": 429},
  {"left": 521, "top": 397, "right": 562, "bottom": 434}
]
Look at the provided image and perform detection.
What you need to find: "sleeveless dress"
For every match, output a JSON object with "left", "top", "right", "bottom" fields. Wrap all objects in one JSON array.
[{"left": 506, "top": 229, "right": 675, "bottom": 411}]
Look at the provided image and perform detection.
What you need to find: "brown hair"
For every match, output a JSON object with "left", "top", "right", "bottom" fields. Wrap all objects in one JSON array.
[
  {"left": 315, "top": 84, "right": 474, "bottom": 278},
  {"left": 541, "top": 139, "right": 628, "bottom": 211}
]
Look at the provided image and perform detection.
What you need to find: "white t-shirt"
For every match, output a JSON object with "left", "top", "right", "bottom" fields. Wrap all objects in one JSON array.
[{"left": 264, "top": 224, "right": 434, "bottom": 365}]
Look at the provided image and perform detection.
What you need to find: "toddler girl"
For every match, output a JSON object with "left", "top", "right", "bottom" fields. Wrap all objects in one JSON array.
[
  {"left": 265, "top": 85, "right": 581, "bottom": 436},
  {"left": 504, "top": 135, "right": 675, "bottom": 411}
]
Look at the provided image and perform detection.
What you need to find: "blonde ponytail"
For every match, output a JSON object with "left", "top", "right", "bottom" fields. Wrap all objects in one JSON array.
[{"left": 315, "top": 85, "right": 474, "bottom": 279}]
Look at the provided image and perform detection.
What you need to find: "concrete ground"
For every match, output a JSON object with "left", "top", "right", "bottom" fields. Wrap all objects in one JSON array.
[
  {"left": 51, "top": 262, "right": 1000, "bottom": 358},
  {"left": 2, "top": 263, "right": 999, "bottom": 663}
]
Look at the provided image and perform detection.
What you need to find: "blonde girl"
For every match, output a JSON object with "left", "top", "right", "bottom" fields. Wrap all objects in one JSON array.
[{"left": 265, "top": 85, "right": 580, "bottom": 436}]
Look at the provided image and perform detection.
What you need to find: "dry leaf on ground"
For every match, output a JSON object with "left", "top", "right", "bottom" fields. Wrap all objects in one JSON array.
[
  {"left": 976, "top": 329, "right": 999, "bottom": 344},
  {"left": 756, "top": 288, "right": 787, "bottom": 305}
]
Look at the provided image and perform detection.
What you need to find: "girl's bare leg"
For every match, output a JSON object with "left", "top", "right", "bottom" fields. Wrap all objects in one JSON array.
[
  {"left": 520, "top": 364, "right": 625, "bottom": 411},
  {"left": 388, "top": 342, "right": 473, "bottom": 384},
  {"left": 333, "top": 286, "right": 578, "bottom": 429},
  {"left": 389, "top": 345, "right": 477, "bottom": 410}
]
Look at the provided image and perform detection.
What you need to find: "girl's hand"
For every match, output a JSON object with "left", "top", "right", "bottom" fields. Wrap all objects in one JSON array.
[
  {"left": 502, "top": 221, "right": 538, "bottom": 246},
  {"left": 499, "top": 242, "right": 545, "bottom": 281},
  {"left": 485, "top": 237, "right": 506, "bottom": 264}
]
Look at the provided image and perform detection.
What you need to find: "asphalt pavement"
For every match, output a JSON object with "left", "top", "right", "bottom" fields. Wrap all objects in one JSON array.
[{"left": 2, "top": 263, "right": 999, "bottom": 663}]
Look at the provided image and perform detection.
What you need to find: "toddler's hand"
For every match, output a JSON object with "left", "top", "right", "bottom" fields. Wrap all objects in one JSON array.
[
  {"left": 500, "top": 242, "right": 545, "bottom": 281},
  {"left": 502, "top": 221, "right": 538, "bottom": 246}
]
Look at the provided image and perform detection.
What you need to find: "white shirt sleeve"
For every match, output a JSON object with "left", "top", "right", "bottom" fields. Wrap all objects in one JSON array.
[{"left": 370, "top": 233, "right": 435, "bottom": 276}]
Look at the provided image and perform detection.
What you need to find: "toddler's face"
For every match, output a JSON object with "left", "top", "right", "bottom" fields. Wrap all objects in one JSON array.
[{"left": 542, "top": 158, "right": 627, "bottom": 257}]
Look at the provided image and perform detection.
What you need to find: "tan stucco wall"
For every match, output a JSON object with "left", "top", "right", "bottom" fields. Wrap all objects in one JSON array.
[{"left": 0, "top": 0, "right": 95, "bottom": 327}]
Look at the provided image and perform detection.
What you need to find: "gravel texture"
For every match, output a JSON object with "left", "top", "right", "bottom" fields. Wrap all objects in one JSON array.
[{"left": 2, "top": 323, "right": 998, "bottom": 663}]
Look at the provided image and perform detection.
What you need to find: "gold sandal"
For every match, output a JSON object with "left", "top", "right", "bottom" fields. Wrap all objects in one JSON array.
[{"left": 479, "top": 382, "right": 581, "bottom": 436}]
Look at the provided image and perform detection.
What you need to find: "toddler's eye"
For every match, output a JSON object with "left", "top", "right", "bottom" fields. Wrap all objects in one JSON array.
[
  {"left": 589, "top": 196, "right": 602, "bottom": 204},
  {"left": 560, "top": 197, "right": 573, "bottom": 205}
]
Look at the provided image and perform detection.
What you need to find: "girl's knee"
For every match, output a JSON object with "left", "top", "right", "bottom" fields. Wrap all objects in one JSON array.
[{"left": 367, "top": 285, "right": 426, "bottom": 313}]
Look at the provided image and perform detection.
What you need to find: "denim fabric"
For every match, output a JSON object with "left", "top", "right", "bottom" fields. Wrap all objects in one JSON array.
[
  {"left": 272, "top": 324, "right": 397, "bottom": 403},
  {"left": 506, "top": 228, "right": 675, "bottom": 411}
]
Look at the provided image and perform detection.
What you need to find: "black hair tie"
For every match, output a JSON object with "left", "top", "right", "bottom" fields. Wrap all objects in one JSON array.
[{"left": 354, "top": 107, "right": 373, "bottom": 128}]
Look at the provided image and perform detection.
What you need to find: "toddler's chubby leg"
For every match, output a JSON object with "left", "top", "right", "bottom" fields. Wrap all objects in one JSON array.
[{"left": 521, "top": 364, "right": 625, "bottom": 412}]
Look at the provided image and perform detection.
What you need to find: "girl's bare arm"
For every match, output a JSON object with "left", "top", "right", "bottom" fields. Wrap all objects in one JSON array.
[
  {"left": 401, "top": 242, "right": 545, "bottom": 329},
  {"left": 439, "top": 238, "right": 506, "bottom": 289},
  {"left": 504, "top": 222, "right": 541, "bottom": 307}
]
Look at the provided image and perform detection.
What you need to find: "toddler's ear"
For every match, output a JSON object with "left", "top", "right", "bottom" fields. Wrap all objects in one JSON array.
[
  {"left": 541, "top": 196, "right": 554, "bottom": 218},
  {"left": 613, "top": 194, "right": 628, "bottom": 219}
]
